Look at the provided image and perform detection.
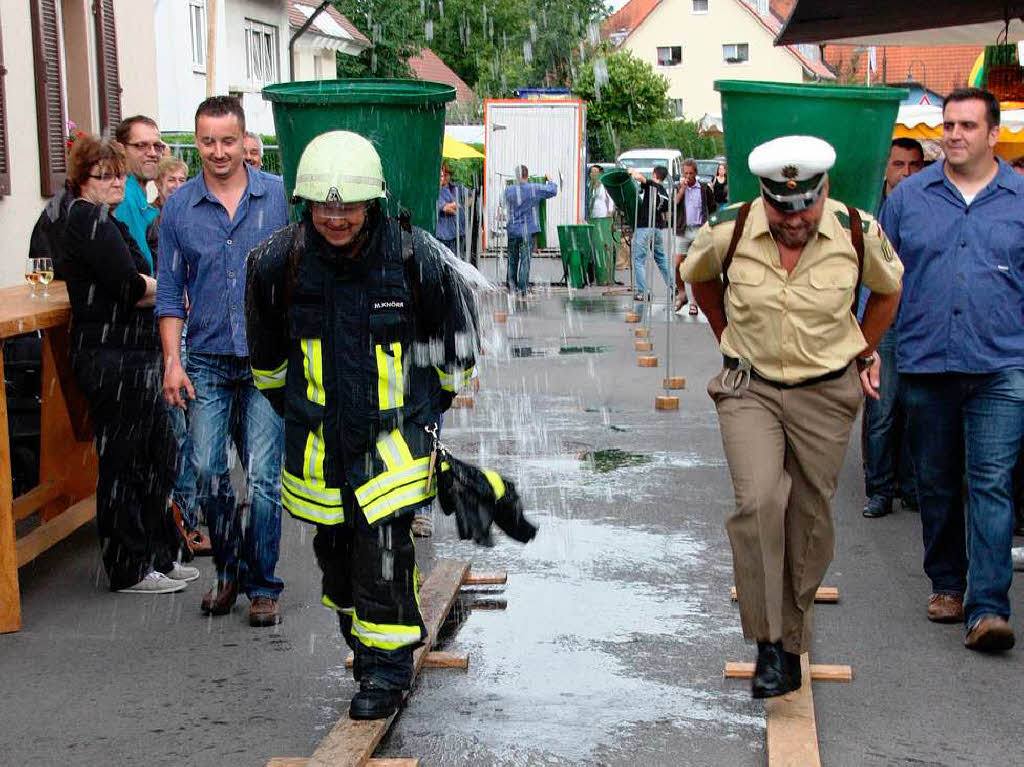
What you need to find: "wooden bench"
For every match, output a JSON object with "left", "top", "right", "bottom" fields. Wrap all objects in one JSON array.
[{"left": 0, "top": 283, "right": 98, "bottom": 633}]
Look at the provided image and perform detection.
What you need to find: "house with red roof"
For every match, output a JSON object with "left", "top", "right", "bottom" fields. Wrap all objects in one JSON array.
[
  {"left": 408, "top": 48, "right": 478, "bottom": 115},
  {"left": 604, "top": 0, "right": 834, "bottom": 121}
]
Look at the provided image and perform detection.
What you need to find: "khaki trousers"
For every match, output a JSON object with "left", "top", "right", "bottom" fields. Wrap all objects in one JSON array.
[{"left": 709, "top": 364, "right": 862, "bottom": 653}]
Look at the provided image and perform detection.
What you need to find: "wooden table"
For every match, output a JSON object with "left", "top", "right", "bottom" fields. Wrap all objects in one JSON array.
[{"left": 0, "top": 282, "right": 97, "bottom": 633}]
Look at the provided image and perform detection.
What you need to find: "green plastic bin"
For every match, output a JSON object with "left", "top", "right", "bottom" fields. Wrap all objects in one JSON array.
[
  {"left": 557, "top": 224, "right": 595, "bottom": 288},
  {"left": 600, "top": 168, "right": 640, "bottom": 227},
  {"left": 263, "top": 79, "right": 456, "bottom": 232},
  {"left": 588, "top": 216, "right": 615, "bottom": 285},
  {"left": 714, "top": 81, "right": 908, "bottom": 215}
]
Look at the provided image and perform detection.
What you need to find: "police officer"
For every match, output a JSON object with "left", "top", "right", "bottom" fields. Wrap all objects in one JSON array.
[
  {"left": 681, "top": 136, "right": 904, "bottom": 698},
  {"left": 245, "top": 131, "right": 479, "bottom": 719}
]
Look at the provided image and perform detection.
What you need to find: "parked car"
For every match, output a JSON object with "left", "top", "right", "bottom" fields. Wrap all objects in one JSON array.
[
  {"left": 616, "top": 149, "right": 683, "bottom": 181},
  {"left": 695, "top": 157, "right": 725, "bottom": 185}
]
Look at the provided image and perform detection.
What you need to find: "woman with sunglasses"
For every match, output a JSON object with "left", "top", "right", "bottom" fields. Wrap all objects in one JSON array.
[{"left": 61, "top": 134, "right": 197, "bottom": 594}]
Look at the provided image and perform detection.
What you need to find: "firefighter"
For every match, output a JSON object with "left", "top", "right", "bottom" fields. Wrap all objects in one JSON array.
[{"left": 245, "top": 130, "right": 479, "bottom": 719}]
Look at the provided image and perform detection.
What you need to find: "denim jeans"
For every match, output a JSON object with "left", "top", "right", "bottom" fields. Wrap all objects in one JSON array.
[
  {"left": 862, "top": 330, "right": 917, "bottom": 503},
  {"left": 506, "top": 235, "right": 532, "bottom": 294},
  {"left": 903, "top": 369, "right": 1024, "bottom": 626},
  {"left": 187, "top": 352, "right": 285, "bottom": 600},
  {"left": 167, "top": 327, "right": 200, "bottom": 530},
  {"left": 632, "top": 227, "right": 672, "bottom": 298}
]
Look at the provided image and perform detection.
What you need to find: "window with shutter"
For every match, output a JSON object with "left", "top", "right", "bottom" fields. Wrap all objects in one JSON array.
[
  {"left": 93, "top": 0, "right": 122, "bottom": 134},
  {"left": 0, "top": 10, "right": 11, "bottom": 196},
  {"left": 30, "top": 0, "right": 68, "bottom": 197}
]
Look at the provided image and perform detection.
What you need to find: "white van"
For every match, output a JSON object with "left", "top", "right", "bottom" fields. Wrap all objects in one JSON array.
[{"left": 616, "top": 148, "right": 683, "bottom": 181}]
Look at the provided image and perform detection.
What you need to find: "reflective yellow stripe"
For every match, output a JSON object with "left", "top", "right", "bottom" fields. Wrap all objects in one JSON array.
[
  {"left": 303, "top": 426, "right": 327, "bottom": 485},
  {"left": 351, "top": 612, "right": 422, "bottom": 650},
  {"left": 481, "top": 468, "right": 506, "bottom": 500},
  {"left": 434, "top": 364, "right": 476, "bottom": 393},
  {"left": 252, "top": 360, "right": 287, "bottom": 390},
  {"left": 321, "top": 595, "right": 353, "bottom": 614},
  {"left": 301, "top": 339, "right": 326, "bottom": 405},
  {"left": 375, "top": 429, "right": 415, "bottom": 472},
  {"left": 355, "top": 457, "right": 431, "bottom": 507},
  {"left": 375, "top": 342, "right": 404, "bottom": 410},
  {"left": 281, "top": 469, "right": 344, "bottom": 525},
  {"left": 361, "top": 479, "right": 434, "bottom": 525}
]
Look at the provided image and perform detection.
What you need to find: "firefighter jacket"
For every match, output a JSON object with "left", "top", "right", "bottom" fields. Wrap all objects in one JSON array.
[{"left": 245, "top": 212, "right": 478, "bottom": 527}]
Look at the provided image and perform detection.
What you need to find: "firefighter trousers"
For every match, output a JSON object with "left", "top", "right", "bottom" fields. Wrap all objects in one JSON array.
[{"left": 313, "top": 499, "right": 426, "bottom": 690}]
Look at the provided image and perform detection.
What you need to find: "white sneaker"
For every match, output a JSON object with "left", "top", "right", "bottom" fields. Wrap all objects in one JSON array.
[
  {"left": 166, "top": 562, "right": 200, "bottom": 582},
  {"left": 117, "top": 571, "right": 187, "bottom": 594},
  {"left": 1013, "top": 547, "right": 1024, "bottom": 572}
]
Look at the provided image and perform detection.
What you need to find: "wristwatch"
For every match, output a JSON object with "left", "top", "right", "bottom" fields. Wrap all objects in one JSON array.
[{"left": 856, "top": 354, "right": 876, "bottom": 371}]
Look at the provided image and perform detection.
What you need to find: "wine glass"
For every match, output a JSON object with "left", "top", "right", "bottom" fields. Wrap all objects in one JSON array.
[
  {"left": 35, "top": 257, "right": 54, "bottom": 298},
  {"left": 24, "top": 258, "right": 39, "bottom": 298}
]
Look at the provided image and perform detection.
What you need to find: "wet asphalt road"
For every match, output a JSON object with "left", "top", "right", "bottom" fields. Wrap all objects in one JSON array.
[{"left": 3, "top": 259, "right": 1021, "bottom": 766}]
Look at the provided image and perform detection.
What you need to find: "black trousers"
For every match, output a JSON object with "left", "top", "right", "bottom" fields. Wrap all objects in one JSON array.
[
  {"left": 313, "top": 501, "right": 425, "bottom": 690},
  {"left": 73, "top": 347, "right": 179, "bottom": 590}
]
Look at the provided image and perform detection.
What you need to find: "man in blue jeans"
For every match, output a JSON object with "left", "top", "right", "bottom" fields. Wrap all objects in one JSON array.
[
  {"left": 157, "top": 96, "right": 288, "bottom": 627},
  {"left": 503, "top": 165, "right": 557, "bottom": 295},
  {"left": 881, "top": 88, "right": 1024, "bottom": 652},
  {"left": 630, "top": 166, "right": 672, "bottom": 302}
]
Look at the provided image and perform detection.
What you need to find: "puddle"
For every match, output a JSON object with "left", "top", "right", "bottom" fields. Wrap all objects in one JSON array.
[{"left": 582, "top": 448, "right": 653, "bottom": 473}]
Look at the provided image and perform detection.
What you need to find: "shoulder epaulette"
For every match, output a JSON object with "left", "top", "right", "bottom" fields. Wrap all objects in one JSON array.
[
  {"left": 709, "top": 203, "right": 745, "bottom": 227},
  {"left": 834, "top": 209, "right": 872, "bottom": 233}
]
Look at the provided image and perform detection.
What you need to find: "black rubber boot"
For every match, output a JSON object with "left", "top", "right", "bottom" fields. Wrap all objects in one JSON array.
[
  {"left": 751, "top": 640, "right": 795, "bottom": 699},
  {"left": 349, "top": 684, "right": 404, "bottom": 720},
  {"left": 784, "top": 650, "right": 802, "bottom": 692}
]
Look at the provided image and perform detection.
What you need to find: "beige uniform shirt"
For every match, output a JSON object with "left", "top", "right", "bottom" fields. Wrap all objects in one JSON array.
[{"left": 680, "top": 197, "right": 904, "bottom": 384}]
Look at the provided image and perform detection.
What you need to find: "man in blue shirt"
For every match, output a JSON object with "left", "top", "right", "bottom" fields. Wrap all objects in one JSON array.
[
  {"left": 114, "top": 115, "right": 163, "bottom": 270},
  {"left": 503, "top": 165, "right": 558, "bottom": 295},
  {"left": 880, "top": 88, "right": 1024, "bottom": 653},
  {"left": 157, "top": 96, "right": 289, "bottom": 628},
  {"left": 436, "top": 161, "right": 466, "bottom": 256}
]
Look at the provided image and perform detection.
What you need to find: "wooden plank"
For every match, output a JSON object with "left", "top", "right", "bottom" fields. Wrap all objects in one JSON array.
[
  {"left": 469, "top": 598, "right": 508, "bottom": 611},
  {"left": 724, "top": 662, "right": 853, "bottom": 683},
  {"left": 731, "top": 586, "right": 839, "bottom": 603},
  {"left": 463, "top": 570, "right": 507, "bottom": 586},
  {"left": 765, "top": 654, "right": 822, "bottom": 767},
  {"left": 307, "top": 559, "right": 470, "bottom": 767},
  {"left": 0, "top": 349, "right": 21, "bottom": 633},
  {"left": 15, "top": 495, "right": 96, "bottom": 568},
  {"left": 345, "top": 651, "right": 469, "bottom": 670},
  {"left": 12, "top": 480, "right": 65, "bottom": 521},
  {"left": 268, "top": 760, "right": 418, "bottom": 767}
]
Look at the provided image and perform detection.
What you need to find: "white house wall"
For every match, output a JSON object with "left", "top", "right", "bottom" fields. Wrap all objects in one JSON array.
[
  {"left": 623, "top": 0, "right": 806, "bottom": 119},
  {"left": 225, "top": 0, "right": 289, "bottom": 134}
]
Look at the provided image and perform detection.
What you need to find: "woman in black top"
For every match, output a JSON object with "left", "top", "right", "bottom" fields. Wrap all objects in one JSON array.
[
  {"left": 61, "top": 135, "right": 194, "bottom": 594},
  {"left": 711, "top": 162, "right": 729, "bottom": 205}
]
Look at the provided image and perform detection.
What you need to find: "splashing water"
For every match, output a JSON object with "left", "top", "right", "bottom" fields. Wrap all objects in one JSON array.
[{"left": 425, "top": 18, "right": 434, "bottom": 41}]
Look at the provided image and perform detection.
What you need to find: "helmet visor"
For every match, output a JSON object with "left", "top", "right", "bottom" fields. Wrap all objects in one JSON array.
[{"left": 311, "top": 201, "right": 368, "bottom": 220}]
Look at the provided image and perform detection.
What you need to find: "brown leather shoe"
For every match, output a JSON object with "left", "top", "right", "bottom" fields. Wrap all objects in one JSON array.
[
  {"left": 200, "top": 580, "right": 238, "bottom": 616},
  {"left": 249, "top": 596, "right": 281, "bottom": 627},
  {"left": 927, "top": 593, "right": 964, "bottom": 623},
  {"left": 965, "top": 615, "right": 1015, "bottom": 652}
]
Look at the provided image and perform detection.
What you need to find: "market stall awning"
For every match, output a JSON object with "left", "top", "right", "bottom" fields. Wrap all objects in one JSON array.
[
  {"left": 776, "top": 1, "right": 1024, "bottom": 46},
  {"left": 893, "top": 103, "right": 1024, "bottom": 157},
  {"left": 442, "top": 134, "right": 484, "bottom": 160}
]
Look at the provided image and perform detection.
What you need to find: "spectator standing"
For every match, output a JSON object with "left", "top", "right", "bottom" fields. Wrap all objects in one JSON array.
[
  {"left": 114, "top": 115, "right": 164, "bottom": 269},
  {"left": 157, "top": 97, "right": 288, "bottom": 627},
  {"left": 503, "top": 165, "right": 558, "bottom": 295},
  {"left": 711, "top": 162, "right": 729, "bottom": 205},
  {"left": 630, "top": 165, "right": 672, "bottom": 302},
  {"left": 674, "top": 159, "right": 717, "bottom": 313},
  {"left": 588, "top": 164, "right": 615, "bottom": 218},
  {"left": 861, "top": 137, "right": 925, "bottom": 519},
  {"left": 62, "top": 135, "right": 198, "bottom": 593},
  {"left": 243, "top": 131, "right": 264, "bottom": 170},
  {"left": 880, "top": 88, "right": 1023, "bottom": 652},
  {"left": 436, "top": 161, "right": 466, "bottom": 255}
]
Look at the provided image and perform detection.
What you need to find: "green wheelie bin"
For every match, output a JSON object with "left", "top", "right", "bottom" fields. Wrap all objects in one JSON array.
[
  {"left": 262, "top": 79, "right": 456, "bottom": 232},
  {"left": 588, "top": 216, "right": 615, "bottom": 285},
  {"left": 557, "top": 224, "right": 595, "bottom": 288}
]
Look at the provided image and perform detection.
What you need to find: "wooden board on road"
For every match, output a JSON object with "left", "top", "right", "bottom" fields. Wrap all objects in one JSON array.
[
  {"left": 731, "top": 586, "right": 839, "bottom": 603},
  {"left": 724, "top": 662, "right": 852, "bottom": 683},
  {"left": 765, "top": 654, "right": 822, "bottom": 767}
]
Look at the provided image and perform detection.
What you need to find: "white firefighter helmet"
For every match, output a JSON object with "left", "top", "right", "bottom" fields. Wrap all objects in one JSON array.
[{"left": 293, "top": 130, "right": 387, "bottom": 204}]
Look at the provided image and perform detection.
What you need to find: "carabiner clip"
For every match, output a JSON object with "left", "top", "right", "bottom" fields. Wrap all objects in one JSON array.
[{"left": 720, "top": 358, "right": 752, "bottom": 397}]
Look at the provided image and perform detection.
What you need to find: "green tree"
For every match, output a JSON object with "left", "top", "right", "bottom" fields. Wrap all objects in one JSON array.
[
  {"left": 332, "top": 0, "right": 424, "bottom": 79},
  {"left": 572, "top": 50, "right": 670, "bottom": 160},
  {"left": 616, "top": 119, "right": 724, "bottom": 161}
]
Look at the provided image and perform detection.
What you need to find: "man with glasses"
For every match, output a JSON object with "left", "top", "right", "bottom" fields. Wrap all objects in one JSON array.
[
  {"left": 114, "top": 115, "right": 166, "bottom": 270},
  {"left": 157, "top": 96, "right": 289, "bottom": 627}
]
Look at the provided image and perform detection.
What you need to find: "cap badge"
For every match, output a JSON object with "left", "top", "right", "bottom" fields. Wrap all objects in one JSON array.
[
  {"left": 326, "top": 187, "right": 343, "bottom": 203},
  {"left": 782, "top": 165, "right": 799, "bottom": 189}
]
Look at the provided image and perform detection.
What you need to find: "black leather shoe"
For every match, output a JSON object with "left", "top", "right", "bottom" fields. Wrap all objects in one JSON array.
[
  {"left": 784, "top": 651, "right": 802, "bottom": 691},
  {"left": 862, "top": 495, "right": 893, "bottom": 518},
  {"left": 349, "top": 686, "right": 404, "bottom": 720},
  {"left": 751, "top": 640, "right": 794, "bottom": 699}
]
